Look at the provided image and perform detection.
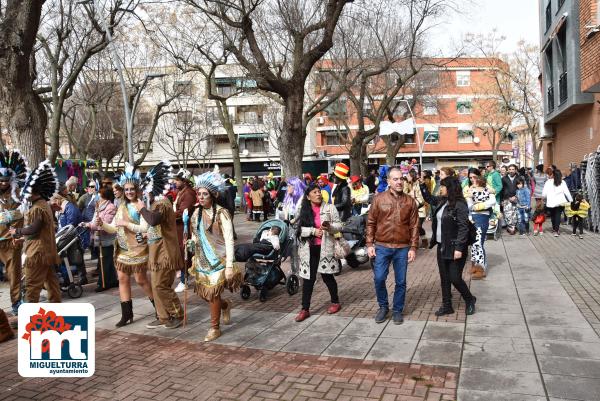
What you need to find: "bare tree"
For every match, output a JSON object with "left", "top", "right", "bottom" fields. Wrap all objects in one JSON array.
[
  {"left": 180, "top": 0, "right": 354, "bottom": 177},
  {"left": 155, "top": 96, "right": 215, "bottom": 169},
  {"left": 0, "top": 2, "right": 47, "bottom": 166},
  {"left": 35, "top": 0, "right": 138, "bottom": 164}
]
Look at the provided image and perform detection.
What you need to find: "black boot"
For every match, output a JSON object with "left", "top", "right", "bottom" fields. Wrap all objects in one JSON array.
[
  {"left": 466, "top": 296, "right": 477, "bottom": 315},
  {"left": 115, "top": 300, "right": 133, "bottom": 327},
  {"left": 434, "top": 304, "right": 454, "bottom": 317},
  {"left": 78, "top": 265, "right": 88, "bottom": 285}
]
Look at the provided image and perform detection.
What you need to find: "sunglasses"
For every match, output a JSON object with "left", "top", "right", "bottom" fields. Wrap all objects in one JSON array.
[{"left": 88, "top": 185, "right": 96, "bottom": 189}]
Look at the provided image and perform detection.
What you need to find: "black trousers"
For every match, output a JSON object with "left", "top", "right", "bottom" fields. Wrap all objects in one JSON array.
[
  {"left": 437, "top": 248, "right": 474, "bottom": 307},
  {"left": 302, "top": 245, "right": 339, "bottom": 310},
  {"left": 96, "top": 245, "right": 118, "bottom": 289},
  {"left": 572, "top": 215, "right": 584, "bottom": 235},
  {"left": 549, "top": 206, "right": 563, "bottom": 232}
]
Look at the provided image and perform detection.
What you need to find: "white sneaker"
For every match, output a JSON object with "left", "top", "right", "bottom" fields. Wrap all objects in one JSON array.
[{"left": 174, "top": 282, "right": 187, "bottom": 293}]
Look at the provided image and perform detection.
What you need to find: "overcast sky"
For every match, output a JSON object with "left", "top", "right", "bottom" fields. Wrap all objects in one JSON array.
[{"left": 427, "top": 0, "right": 540, "bottom": 55}]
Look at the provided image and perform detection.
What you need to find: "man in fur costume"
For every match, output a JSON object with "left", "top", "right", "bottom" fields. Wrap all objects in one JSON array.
[
  {"left": 136, "top": 161, "right": 185, "bottom": 329},
  {"left": 0, "top": 150, "right": 27, "bottom": 314},
  {"left": 10, "top": 161, "right": 61, "bottom": 303}
]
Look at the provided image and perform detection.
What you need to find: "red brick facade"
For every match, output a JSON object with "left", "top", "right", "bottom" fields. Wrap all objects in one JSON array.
[
  {"left": 314, "top": 58, "right": 512, "bottom": 170},
  {"left": 580, "top": 0, "right": 600, "bottom": 92}
]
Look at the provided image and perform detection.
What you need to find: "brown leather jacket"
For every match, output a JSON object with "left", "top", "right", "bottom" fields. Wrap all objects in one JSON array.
[{"left": 366, "top": 190, "right": 419, "bottom": 250}]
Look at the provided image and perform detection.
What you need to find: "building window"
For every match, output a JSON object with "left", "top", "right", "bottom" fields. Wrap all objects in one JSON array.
[
  {"left": 557, "top": 26, "right": 568, "bottom": 104},
  {"left": 423, "top": 98, "right": 438, "bottom": 115},
  {"left": 424, "top": 130, "right": 439, "bottom": 143},
  {"left": 456, "top": 71, "right": 471, "bottom": 87},
  {"left": 178, "top": 138, "right": 194, "bottom": 153},
  {"left": 403, "top": 129, "right": 416, "bottom": 144},
  {"left": 322, "top": 130, "right": 348, "bottom": 146},
  {"left": 456, "top": 100, "right": 472, "bottom": 114},
  {"left": 177, "top": 110, "right": 193, "bottom": 124},
  {"left": 545, "top": 1, "right": 552, "bottom": 31},
  {"left": 239, "top": 134, "right": 268, "bottom": 153},
  {"left": 173, "top": 81, "right": 193, "bottom": 96},
  {"left": 389, "top": 100, "right": 409, "bottom": 117},
  {"left": 458, "top": 130, "right": 474, "bottom": 143},
  {"left": 137, "top": 141, "right": 153, "bottom": 153},
  {"left": 236, "top": 105, "right": 263, "bottom": 124},
  {"left": 325, "top": 100, "right": 347, "bottom": 120}
]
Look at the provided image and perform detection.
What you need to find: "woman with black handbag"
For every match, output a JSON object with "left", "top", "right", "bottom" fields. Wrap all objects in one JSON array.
[{"left": 420, "top": 176, "right": 477, "bottom": 317}]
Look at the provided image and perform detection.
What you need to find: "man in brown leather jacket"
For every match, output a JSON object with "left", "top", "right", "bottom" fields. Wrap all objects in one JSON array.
[{"left": 366, "top": 167, "right": 419, "bottom": 325}]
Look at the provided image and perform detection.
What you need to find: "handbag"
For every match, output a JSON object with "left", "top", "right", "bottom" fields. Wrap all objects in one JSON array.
[{"left": 334, "top": 237, "right": 351, "bottom": 259}]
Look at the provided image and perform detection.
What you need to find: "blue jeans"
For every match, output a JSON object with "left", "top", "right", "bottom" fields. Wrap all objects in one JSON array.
[
  {"left": 517, "top": 208, "right": 530, "bottom": 234},
  {"left": 373, "top": 246, "right": 408, "bottom": 313},
  {"left": 471, "top": 213, "right": 489, "bottom": 268}
]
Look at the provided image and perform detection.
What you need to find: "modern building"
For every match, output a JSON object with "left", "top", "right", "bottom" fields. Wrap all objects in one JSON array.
[{"left": 539, "top": 0, "right": 600, "bottom": 170}]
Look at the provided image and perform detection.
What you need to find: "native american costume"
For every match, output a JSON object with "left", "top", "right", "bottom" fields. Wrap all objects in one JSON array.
[
  {"left": 0, "top": 150, "right": 27, "bottom": 313},
  {"left": 103, "top": 164, "right": 149, "bottom": 274},
  {"left": 189, "top": 171, "right": 242, "bottom": 341},
  {"left": 139, "top": 161, "right": 184, "bottom": 327},
  {"left": 16, "top": 161, "right": 61, "bottom": 303}
]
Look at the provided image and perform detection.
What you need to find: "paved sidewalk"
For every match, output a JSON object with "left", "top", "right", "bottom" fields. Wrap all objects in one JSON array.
[{"left": 2, "top": 216, "right": 600, "bottom": 400}]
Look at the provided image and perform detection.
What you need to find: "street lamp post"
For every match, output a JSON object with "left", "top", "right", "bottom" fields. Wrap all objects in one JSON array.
[{"left": 77, "top": 0, "right": 165, "bottom": 164}]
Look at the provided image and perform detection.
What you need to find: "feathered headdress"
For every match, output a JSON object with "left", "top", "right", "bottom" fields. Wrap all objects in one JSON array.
[
  {"left": 0, "top": 150, "right": 29, "bottom": 202},
  {"left": 141, "top": 160, "right": 172, "bottom": 199},
  {"left": 117, "top": 163, "right": 142, "bottom": 187},
  {"left": 20, "top": 160, "right": 59, "bottom": 203},
  {"left": 193, "top": 171, "right": 225, "bottom": 194},
  {"left": 175, "top": 168, "right": 192, "bottom": 182}
]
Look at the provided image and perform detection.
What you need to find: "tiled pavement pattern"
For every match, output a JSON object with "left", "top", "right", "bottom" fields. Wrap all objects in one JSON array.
[
  {"left": 0, "top": 326, "right": 459, "bottom": 401},
  {"left": 529, "top": 224, "right": 600, "bottom": 336},
  {"left": 459, "top": 232, "right": 600, "bottom": 401}
]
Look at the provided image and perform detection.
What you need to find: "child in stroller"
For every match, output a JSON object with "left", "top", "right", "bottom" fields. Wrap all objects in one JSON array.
[
  {"left": 54, "top": 224, "right": 88, "bottom": 298},
  {"left": 235, "top": 220, "right": 299, "bottom": 302}
]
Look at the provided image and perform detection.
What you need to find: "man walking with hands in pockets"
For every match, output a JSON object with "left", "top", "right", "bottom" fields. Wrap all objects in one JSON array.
[{"left": 366, "top": 167, "right": 420, "bottom": 325}]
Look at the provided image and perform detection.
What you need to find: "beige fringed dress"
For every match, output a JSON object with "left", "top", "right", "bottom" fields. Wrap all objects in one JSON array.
[{"left": 103, "top": 202, "right": 149, "bottom": 273}]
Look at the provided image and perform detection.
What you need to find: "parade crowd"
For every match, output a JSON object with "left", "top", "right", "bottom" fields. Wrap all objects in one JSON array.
[{"left": 0, "top": 152, "right": 592, "bottom": 343}]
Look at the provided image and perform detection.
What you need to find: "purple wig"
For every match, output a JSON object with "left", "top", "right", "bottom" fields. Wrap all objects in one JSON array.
[{"left": 283, "top": 176, "right": 306, "bottom": 211}]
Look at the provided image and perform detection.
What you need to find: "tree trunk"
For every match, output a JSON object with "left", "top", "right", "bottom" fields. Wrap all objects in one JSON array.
[
  {"left": 349, "top": 135, "right": 364, "bottom": 176},
  {"left": 279, "top": 90, "right": 305, "bottom": 177},
  {"left": 0, "top": 2, "right": 48, "bottom": 167}
]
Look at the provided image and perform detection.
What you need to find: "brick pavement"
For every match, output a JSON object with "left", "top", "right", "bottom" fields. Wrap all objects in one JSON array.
[
  {"left": 0, "top": 329, "right": 458, "bottom": 401},
  {"left": 529, "top": 223, "right": 600, "bottom": 336}
]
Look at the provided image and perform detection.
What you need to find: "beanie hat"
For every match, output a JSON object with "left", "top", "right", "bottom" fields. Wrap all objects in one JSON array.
[{"left": 334, "top": 163, "right": 349, "bottom": 180}]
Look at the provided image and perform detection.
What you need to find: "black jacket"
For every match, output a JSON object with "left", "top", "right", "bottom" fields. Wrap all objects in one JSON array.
[
  {"left": 420, "top": 183, "right": 469, "bottom": 259},
  {"left": 332, "top": 182, "right": 352, "bottom": 222},
  {"left": 501, "top": 175, "right": 518, "bottom": 200}
]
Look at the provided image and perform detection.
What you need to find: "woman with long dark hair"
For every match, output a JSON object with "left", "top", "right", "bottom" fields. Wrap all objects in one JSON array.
[
  {"left": 188, "top": 172, "right": 242, "bottom": 341},
  {"left": 542, "top": 169, "right": 572, "bottom": 236},
  {"left": 421, "top": 176, "right": 476, "bottom": 316},
  {"left": 294, "top": 183, "right": 343, "bottom": 322}
]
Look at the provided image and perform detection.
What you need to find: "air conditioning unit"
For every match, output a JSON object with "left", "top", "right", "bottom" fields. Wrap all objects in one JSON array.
[
  {"left": 317, "top": 116, "right": 325, "bottom": 125},
  {"left": 242, "top": 149, "right": 249, "bottom": 156}
]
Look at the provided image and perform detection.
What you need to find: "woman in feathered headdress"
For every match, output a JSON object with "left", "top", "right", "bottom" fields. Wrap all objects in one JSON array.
[
  {"left": 187, "top": 171, "right": 242, "bottom": 341},
  {"left": 0, "top": 150, "right": 28, "bottom": 313},
  {"left": 132, "top": 161, "right": 185, "bottom": 329},
  {"left": 10, "top": 160, "right": 61, "bottom": 304},
  {"left": 96, "top": 163, "right": 154, "bottom": 327}
]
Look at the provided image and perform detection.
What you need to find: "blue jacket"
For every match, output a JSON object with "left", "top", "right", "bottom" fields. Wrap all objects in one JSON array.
[
  {"left": 58, "top": 203, "right": 90, "bottom": 249},
  {"left": 516, "top": 188, "right": 531, "bottom": 209}
]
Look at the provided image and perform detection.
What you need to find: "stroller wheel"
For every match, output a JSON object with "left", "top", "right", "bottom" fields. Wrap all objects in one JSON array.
[
  {"left": 67, "top": 283, "right": 83, "bottom": 299},
  {"left": 240, "top": 285, "right": 251, "bottom": 300},
  {"left": 286, "top": 274, "right": 299, "bottom": 295}
]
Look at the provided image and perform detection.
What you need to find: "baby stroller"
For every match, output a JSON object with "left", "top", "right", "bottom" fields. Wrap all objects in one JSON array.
[
  {"left": 486, "top": 205, "right": 502, "bottom": 241},
  {"left": 239, "top": 219, "right": 298, "bottom": 302},
  {"left": 55, "top": 224, "right": 87, "bottom": 298}
]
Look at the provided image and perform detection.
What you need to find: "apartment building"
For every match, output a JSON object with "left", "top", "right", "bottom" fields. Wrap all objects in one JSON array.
[
  {"left": 313, "top": 58, "right": 513, "bottom": 172},
  {"left": 539, "top": 0, "right": 600, "bottom": 171}
]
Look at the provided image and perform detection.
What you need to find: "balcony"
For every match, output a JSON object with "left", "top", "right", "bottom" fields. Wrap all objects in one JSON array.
[
  {"left": 547, "top": 86, "right": 555, "bottom": 113},
  {"left": 559, "top": 72, "right": 568, "bottom": 105},
  {"left": 545, "top": 2, "right": 551, "bottom": 31}
]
